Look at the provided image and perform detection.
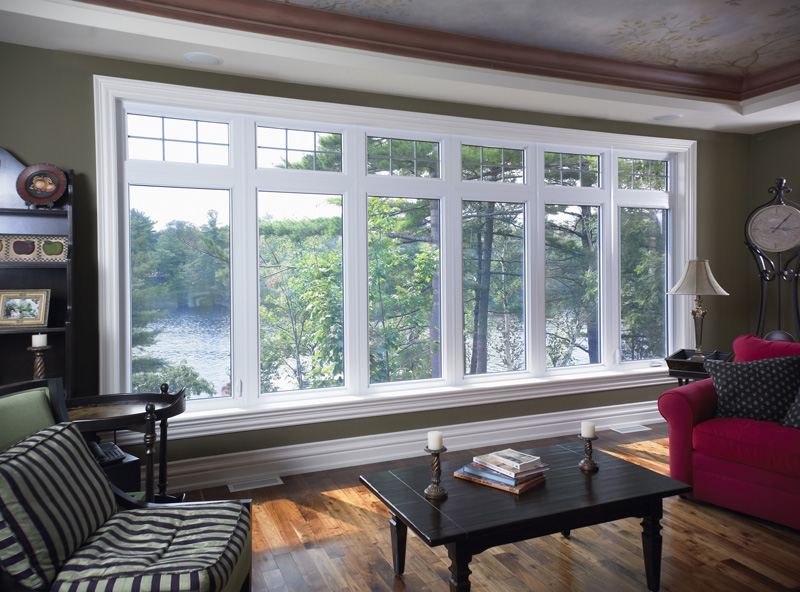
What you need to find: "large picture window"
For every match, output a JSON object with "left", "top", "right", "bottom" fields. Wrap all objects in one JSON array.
[{"left": 97, "top": 77, "right": 695, "bottom": 422}]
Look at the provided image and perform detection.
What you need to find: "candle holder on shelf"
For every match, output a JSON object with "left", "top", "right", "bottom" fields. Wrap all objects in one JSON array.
[
  {"left": 423, "top": 446, "right": 448, "bottom": 499},
  {"left": 578, "top": 436, "right": 599, "bottom": 473},
  {"left": 26, "top": 345, "right": 51, "bottom": 380}
]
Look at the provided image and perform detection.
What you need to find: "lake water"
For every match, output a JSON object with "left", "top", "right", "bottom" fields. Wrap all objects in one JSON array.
[{"left": 140, "top": 307, "right": 231, "bottom": 396}]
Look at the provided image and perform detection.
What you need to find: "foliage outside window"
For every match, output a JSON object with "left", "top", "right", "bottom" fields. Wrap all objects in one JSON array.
[
  {"left": 367, "top": 137, "right": 439, "bottom": 177},
  {"left": 545, "top": 205, "right": 600, "bottom": 367},
  {"left": 127, "top": 114, "right": 229, "bottom": 165},
  {"left": 544, "top": 152, "right": 600, "bottom": 187},
  {"left": 258, "top": 192, "right": 344, "bottom": 392},
  {"left": 462, "top": 201, "right": 525, "bottom": 374},
  {"left": 257, "top": 127, "right": 342, "bottom": 171},
  {"left": 462, "top": 145, "right": 524, "bottom": 183},
  {"left": 128, "top": 186, "right": 232, "bottom": 399},
  {"left": 618, "top": 158, "right": 668, "bottom": 191},
  {"left": 368, "top": 197, "right": 441, "bottom": 383},
  {"left": 620, "top": 208, "right": 668, "bottom": 361}
]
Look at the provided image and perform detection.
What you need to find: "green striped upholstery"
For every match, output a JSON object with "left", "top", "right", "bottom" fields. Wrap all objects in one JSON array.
[
  {"left": 53, "top": 501, "right": 251, "bottom": 592},
  {"left": 0, "top": 422, "right": 117, "bottom": 590}
]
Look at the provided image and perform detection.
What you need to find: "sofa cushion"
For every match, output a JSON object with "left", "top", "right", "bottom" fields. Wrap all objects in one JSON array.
[
  {"left": 693, "top": 417, "right": 800, "bottom": 478},
  {"left": 53, "top": 501, "right": 251, "bottom": 592},
  {"left": 705, "top": 356, "right": 800, "bottom": 421},
  {"left": 732, "top": 333, "right": 800, "bottom": 362},
  {"left": 0, "top": 422, "right": 116, "bottom": 590},
  {"left": 0, "top": 386, "right": 57, "bottom": 450},
  {"left": 781, "top": 392, "right": 800, "bottom": 428}
]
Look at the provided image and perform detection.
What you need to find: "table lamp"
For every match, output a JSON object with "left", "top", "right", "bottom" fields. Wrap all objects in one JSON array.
[{"left": 667, "top": 259, "right": 729, "bottom": 362}]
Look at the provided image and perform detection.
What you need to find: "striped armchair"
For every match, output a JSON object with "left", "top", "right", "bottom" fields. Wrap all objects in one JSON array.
[{"left": 0, "top": 379, "right": 252, "bottom": 592}]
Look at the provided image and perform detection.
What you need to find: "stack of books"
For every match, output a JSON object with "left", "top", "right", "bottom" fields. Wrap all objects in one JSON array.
[{"left": 454, "top": 448, "right": 548, "bottom": 494}]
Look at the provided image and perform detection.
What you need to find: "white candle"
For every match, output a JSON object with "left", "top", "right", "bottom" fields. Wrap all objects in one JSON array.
[
  {"left": 427, "top": 430, "right": 443, "bottom": 450},
  {"left": 581, "top": 421, "right": 595, "bottom": 438},
  {"left": 31, "top": 333, "right": 47, "bottom": 348}
]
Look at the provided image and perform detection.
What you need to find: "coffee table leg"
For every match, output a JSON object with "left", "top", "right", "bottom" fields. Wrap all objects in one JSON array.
[
  {"left": 641, "top": 501, "right": 664, "bottom": 591},
  {"left": 389, "top": 513, "right": 407, "bottom": 575},
  {"left": 446, "top": 543, "right": 473, "bottom": 592}
]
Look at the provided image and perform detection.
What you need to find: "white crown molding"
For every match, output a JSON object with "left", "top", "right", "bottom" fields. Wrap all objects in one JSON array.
[{"left": 157, "top": 400, "right": 664, "bottom": 493}]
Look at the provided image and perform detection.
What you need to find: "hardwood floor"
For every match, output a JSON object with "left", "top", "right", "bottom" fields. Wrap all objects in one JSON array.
[{"left": 190, "top": 424, "right": 800, "bottom": 591}]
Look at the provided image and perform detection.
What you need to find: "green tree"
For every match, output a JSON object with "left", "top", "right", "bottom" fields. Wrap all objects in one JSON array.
[
  {"left": 368, "top": 197, "right": 440, "bottom": 383},
  {"left": 620, "top": 208, "right": 667, "bottom": 360},
  {"left": 463, "top": 201, "right": 524, "bottom": 374},
  {"left": 258, "top": 214, "right": 343, "bottom": 392},
  {"left": 545, "top": 205, "right": 600, "bottom": 367}
]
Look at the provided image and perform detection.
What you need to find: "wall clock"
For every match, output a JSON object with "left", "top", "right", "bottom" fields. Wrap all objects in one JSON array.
[
  {"left": 746, "top": 203, "right": 800, "bottom": 253},
  {"left": 745, "top": 178, "right": 800, "bottom": 339}
]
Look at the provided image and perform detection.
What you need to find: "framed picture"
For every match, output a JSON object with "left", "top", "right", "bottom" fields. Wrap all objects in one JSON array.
[{"left": 0, "top": 290, "right": 51, "bottom": 328}]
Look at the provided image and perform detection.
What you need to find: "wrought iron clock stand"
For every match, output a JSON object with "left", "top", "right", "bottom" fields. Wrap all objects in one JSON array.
[{"left": 744, "top": 178, "right": 800, "bottom": 339}]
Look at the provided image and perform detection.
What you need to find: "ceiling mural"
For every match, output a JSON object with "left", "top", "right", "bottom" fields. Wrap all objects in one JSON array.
[{"left": 283, "top": 0, "right": 800, "bottom": 76}]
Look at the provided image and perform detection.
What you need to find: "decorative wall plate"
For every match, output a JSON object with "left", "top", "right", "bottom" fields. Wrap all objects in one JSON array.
[{"left": 16, "top": 164, "right": 67, "bottom": 207}]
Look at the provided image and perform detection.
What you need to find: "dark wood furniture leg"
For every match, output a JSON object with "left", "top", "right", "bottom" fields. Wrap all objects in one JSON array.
[
  {"left": 641, "top": 500, "right": 664, "bottom": 592},
  {"left": 389, "top": 513, "right": 407, "bottom": 575},
  {"left": 144, "top": 402, "right": 156, "bottom": 502},
  {"left": 446, "top": 543, "right": 473, "bottom": 592}
]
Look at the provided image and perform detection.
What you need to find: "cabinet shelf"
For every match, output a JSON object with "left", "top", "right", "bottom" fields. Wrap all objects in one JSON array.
[
  {"left": 0, "top": 171, "right": 75, "bottom": 395},
  {"left": 0, "top": 326, "right": 68, "bottom": 335}
]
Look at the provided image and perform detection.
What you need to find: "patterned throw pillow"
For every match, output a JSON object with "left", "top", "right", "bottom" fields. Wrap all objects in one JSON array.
[
  {"left": 705, "top": 356, "right": 800, "bottom": 421},
  {"left": 781, "top": 393, "right": 800, "bottom": 428},
  {"left": 0, "top": 422, "right": 116, "bottom": 590}
]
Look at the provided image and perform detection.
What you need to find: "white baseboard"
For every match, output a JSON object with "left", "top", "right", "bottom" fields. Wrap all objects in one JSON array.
[{"left": 158, "top": 400, "right": 664, "bottom": 493}]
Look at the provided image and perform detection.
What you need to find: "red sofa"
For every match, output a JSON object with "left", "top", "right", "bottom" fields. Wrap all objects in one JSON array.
[{"left": 658, "top": 335, "right": 800, "bottom": 530}]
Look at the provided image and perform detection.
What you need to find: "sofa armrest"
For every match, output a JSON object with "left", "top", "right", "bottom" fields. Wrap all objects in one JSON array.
[{"left": 657, "top": 378, "right": 718, "bottom": 486}]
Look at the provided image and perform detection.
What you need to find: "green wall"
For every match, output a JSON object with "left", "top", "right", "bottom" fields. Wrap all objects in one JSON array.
[{"left": 0, "top": 42, "right": 757, "bottom": 460}]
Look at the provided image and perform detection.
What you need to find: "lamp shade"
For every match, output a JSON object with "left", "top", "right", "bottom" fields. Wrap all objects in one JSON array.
[{"left": 667, "top": 259, "right": 729, "bottom": 296}]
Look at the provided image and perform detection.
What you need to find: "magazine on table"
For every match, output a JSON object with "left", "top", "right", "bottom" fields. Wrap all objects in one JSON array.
[
  {"left": 461, "top": 462, "right": 547, "bottom": 486},
  {"left": 472, "top": 455, "right": 549, "bottom": 478},
  {"left": 454, "top": 468, "right": 546, "bottom": 494},
  {"left": 474, "top": 448, "right": 542, "bottom": 471}
]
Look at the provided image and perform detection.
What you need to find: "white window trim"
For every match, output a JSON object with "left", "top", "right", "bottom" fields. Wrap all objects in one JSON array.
[{"left": 94, "top": 75, "right": 696, "bottom": 436}]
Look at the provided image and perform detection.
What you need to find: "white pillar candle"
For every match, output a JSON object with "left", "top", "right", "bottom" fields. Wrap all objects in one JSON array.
[
  {"left": 31, "top": 333, "right": 47, "bottom": 348},
  {"left": 427, "top": 430, "right": 443, "bottom": 450},
  {"left": 581, "top": 421, "right": 595, "bottom": 438}
]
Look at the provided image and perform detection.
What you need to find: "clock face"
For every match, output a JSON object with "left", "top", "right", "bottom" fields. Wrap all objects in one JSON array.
[{"left": 747, "top": 204, "right": 800, "bottom": 252}]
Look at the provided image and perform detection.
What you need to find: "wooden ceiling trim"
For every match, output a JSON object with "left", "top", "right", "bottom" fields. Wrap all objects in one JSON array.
[{"left": 76, "top": 0, "right": 795, "bottom": 102}]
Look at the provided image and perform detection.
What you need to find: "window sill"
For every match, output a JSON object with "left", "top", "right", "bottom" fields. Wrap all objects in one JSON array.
[{"left": 157, "top": 366, "right": 675, "bottom": 441}]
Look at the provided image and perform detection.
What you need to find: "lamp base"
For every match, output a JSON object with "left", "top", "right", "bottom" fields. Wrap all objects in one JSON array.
[{"left": 689, "top": 352, "right": 706, "bottom": 363}]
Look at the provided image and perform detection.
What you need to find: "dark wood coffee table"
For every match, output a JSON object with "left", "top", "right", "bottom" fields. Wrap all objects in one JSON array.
[{"left": 360, "top": 441, "right": 691, "bottom": 592}]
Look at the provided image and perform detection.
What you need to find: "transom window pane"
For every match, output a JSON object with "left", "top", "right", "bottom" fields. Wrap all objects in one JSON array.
[
  {"left": 462, "top": 145, "right": 524, "bottom": 183},
  {"left": 544, "top": 152, "right": 600, "bottom": 187},
  {"left": 257, "top": 192, "right": 344, "bottom": 392},
  {"left": 368, "top": 197, "right": 441, "bottom": 383},
  {"left": 128, "top": 185, "right": 231, "bottom": 399},
  {"left": 126, "top": 114, "right": 229, "bottom": 165},
  {"left": 257, "top": 127, "right": 343, "bottom": 171},
  {"left": 463, "top": 201, "right": 525, "bottom": 374},
  {"left": 618, "top": 158, "right": 668, "bottom": 191},
  {"left": 545, "top": 205, "right": 600, "bottom": 367},
  {"left": 367, "top": 137, "right": 440, "bottom": 177},
  {"left": 620, "top": 207, "right": 668, "bottom": 361}
]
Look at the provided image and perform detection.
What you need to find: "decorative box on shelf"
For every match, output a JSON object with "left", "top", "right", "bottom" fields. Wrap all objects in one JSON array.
[{"left": 665, "top": 349, "right": 732, "bottom": 383}]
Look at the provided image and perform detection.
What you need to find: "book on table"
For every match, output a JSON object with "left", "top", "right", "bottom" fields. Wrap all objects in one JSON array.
[
  {"left": 461, "top": 462, "right": 547, "bottom": 486},
  {"left": 472, "top": 454, "right": 549, "bottom": 478},
  {"left": 473, "top": 448, "right": 542, "bottom": 471},
  {"left": 454, "top": 467, "right": 546, "bottom": 494}
]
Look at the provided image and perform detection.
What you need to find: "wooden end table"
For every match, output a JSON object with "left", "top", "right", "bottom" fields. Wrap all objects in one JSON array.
[
  {"left": 360, "top": 442, "right": 691, "bottom": 592},
  {"left": 66, "top": 385, "right": 186, "bottom": 503}
]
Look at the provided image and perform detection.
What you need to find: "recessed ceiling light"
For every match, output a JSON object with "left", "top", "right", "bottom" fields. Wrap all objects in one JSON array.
[
  {"left": 652, "top": 114, "right": 684, "bottom": 122},
  {"left": 183, "top": 52, "right": 223, "bottom": 65}
]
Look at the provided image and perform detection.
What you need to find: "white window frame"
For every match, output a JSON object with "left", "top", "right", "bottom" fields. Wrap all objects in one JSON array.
[{"left": 94, "top": 75, "right": 696, "bottom": 437}]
